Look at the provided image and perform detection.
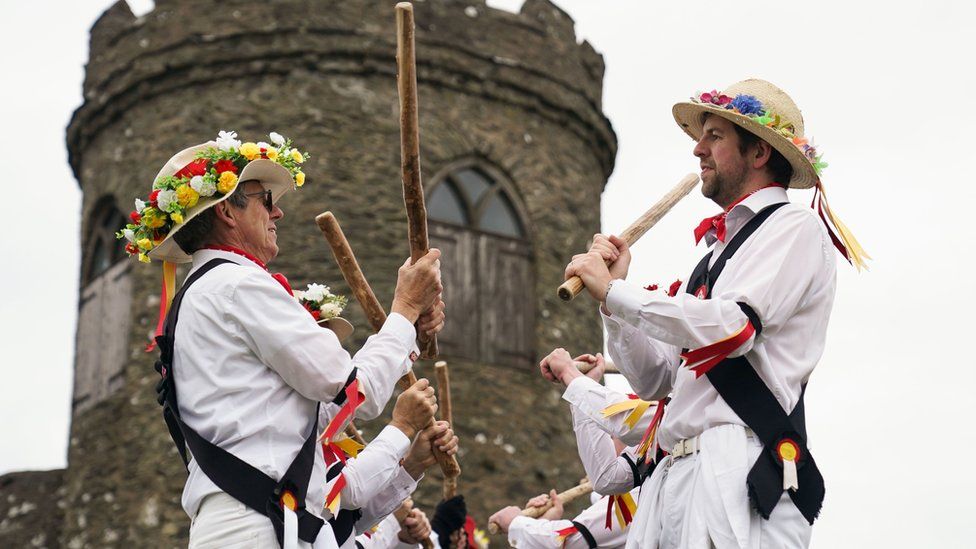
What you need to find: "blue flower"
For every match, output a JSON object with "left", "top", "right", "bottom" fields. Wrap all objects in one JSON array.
[{"left": 728, "top": 94, "right": 764, "bottom": 116}]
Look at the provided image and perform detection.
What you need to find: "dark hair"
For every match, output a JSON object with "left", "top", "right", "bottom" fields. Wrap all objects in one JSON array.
[
  {"left": 731, "top": 123, "right": 793, "bottom": 184},
  {"left": 172, "top": 185, "right": 249, "bottom": 254}
]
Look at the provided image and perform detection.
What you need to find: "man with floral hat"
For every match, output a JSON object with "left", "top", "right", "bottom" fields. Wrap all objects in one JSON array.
[
  {"left": 562, "top": 79, "right": 867, "bottom": 548},
  {"left": 120, "top": 131, "right": 447, "bottom": 548}
]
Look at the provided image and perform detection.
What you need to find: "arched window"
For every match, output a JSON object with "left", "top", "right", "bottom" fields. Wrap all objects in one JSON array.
[
  {"left": 73, "top": 196, "right": 132, "bottom": 413},
  {"left": 82, "top": 197, "right": 128, "bottom": 285},
  {"left": 427, "top": 164, "right": 534, "bottom": 367}
]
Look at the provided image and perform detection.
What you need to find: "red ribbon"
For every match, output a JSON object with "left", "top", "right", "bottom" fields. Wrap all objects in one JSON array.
[
  {"left": 811, "top": 184, "right": 851, "bottom": 263},
  {"left": 680, "top": 321, "right": 756, "bottom": 378},
  {"left": 318, "top": 379, "right": 364, "bottom": 448},
  {"left": 637, "top": 397, "right": 669, "bottom": 460}
]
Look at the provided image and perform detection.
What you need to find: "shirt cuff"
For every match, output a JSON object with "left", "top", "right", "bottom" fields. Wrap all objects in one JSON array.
[
  {"left": 507, "top": 515, "right": 534, "bottom": 543},
  {"left": 375, "top": 424, "right": 412, "bottom": 458},
  {"left": 391, "top": 464, "right": 420, "bottom": 494},
  {"left": 382, "top": 312, "right": 419, "bottom": 351},
  {"left": 605, "top": 279, "right": 658, "bottom": 327}
]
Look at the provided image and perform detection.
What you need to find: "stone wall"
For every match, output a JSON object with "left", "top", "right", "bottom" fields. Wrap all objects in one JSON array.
[{"left": 34, "top": 1, "right": 618, "bottom": 546}]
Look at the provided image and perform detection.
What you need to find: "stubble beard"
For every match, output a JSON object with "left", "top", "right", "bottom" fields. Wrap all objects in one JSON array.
[{"left": 703, "top": 162, "right": 748, "bottom": 209}]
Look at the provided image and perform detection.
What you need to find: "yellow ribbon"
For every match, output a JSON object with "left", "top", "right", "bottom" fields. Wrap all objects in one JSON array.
[
  {"left": 817, "top": 182, "right": 871, "bottom": 271},
  {"left": 334, "top": 436, "right": 365, "bottom": 459},
  {"left": 601, "top": 399, "right": 653, "bottom": 429}
]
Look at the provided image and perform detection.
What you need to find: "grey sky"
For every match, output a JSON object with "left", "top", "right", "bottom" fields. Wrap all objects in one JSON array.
[{"left": 1, "top": 0, "right": 972, "bottom": 546}]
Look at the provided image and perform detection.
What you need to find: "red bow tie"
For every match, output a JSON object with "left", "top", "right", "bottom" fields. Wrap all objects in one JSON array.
[
  {"left": 204, "top": 245, "right": 294, "bottom": 295},
  {"left": 694, "top": 212, "right": 729, "bottom": 244}
]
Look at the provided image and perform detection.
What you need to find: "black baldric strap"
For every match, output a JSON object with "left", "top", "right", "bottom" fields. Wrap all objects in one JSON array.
[
  {"left": 684, "top": 202, "right": 824, "bottom": 524},
  {"left": 571, "top": 520, "right": 598, "bottom": 549},
  {"left": 153, "top": 258, "right": 325, "bottom": 545}
]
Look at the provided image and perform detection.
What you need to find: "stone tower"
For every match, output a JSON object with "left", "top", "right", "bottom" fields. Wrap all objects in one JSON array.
[{"left": 15, "top": 0, "right": 618, "bottom": 546}]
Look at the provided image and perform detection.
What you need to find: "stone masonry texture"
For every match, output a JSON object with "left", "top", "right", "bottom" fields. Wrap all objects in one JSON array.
[{"left": 0, "top": 1, "right": 617, "bottom": 547}]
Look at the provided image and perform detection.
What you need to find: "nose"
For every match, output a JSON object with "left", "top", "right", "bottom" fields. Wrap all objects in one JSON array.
[
  {"left": 693, "top": 136, "right": 708, "bottom": 159},
  {"left": 271, "top": 203, "right": 284, "bottom": 220}
]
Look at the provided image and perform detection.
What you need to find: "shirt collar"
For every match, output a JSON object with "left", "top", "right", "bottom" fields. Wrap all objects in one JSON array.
[
  {"left": 705, "top": 185, "right": 789, "bottom": 247},
  {"left": 189, "top": 248, "right": 265, "bottom": 275}
]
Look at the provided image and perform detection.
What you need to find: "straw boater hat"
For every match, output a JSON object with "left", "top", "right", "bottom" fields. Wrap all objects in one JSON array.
[
  {"left": 118, "top": 130, "right": 308, "bottom": 264},
  {"left": 672, "top": 79, "right": 869, "bottom": 269}
]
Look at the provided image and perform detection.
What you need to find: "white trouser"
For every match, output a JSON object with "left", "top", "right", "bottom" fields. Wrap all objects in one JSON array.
[
  {"left": 189, "top": 492, "right": 339, "bottom": 549},
  {"left": 627, "top": 424, "right": 812, "bottom": 549}
]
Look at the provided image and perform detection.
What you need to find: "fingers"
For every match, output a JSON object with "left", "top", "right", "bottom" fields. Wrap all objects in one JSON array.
[
  {"left": 573, "top": 353, "right": 597, "bottom": 364},
  {"left": 414, "top": 248, "right": 442, "bottom": 266},
  {"left": 550, "top": 489, "right": 563, "bottom": 513},
  {"left": 608, "top": 234, "right": 629, "bottom": 252}
]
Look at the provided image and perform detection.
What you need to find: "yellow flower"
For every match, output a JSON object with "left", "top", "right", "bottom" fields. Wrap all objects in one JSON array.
[
  {"left": 142, "top": 208, "right": 166, "bottom": 229},
  {"left": 266, "top": 148, "right": 278, "bottom": 160},
  {"left": 217, "top": 171, "right": 238, "bottom": 194},
  {"left": 138, "top": 253, "right": 151, "bottom": 263},
  {"left": 170, "top": 211, "right": 184, "bottom": 224},
  {"left": 175, "top": 184, "right": 199, "bottom": 208},
  {"left": 295, "top": 171, "right": 305, "bottom": 187},
  {"left": 290, "top": 149, "right": 304, "bottom": 163},
  {"left": 239, "top": 142, "right": 260, "bottom": 161},
  {"left": 137, "top": 238, "right": 152, "bottom": 251}
]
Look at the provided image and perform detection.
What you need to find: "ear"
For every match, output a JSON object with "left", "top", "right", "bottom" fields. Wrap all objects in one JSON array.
[
  {"left": 752, "top": 140, "right": 773, "bottom": 170},
  {"left": 212, "top": 200, "right": 238, "bottom": 229}
]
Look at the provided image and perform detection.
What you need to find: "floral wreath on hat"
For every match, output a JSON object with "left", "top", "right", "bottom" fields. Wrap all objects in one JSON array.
[
  {"left": 116, "top": 130, "right": 308, "bottom": 263},
  {"left": 693, "top": 90, "right": 828, "bottom": 176}
]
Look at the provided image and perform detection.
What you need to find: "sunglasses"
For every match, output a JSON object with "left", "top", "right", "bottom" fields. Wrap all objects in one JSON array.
[{"left": 243, "top": 189, "right": 274, "bottom": 213}]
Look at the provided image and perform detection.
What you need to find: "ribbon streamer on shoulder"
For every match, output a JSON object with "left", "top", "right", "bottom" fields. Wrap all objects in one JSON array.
[
  {"left": 601, "top": 394, "right": 653, "bottom": 429},
  {"left": 555, "top": 525, "right": 579, "bottom": 547},
  {"left": 604, "top": 492, "right": 637, "bottom": 530},
  {"left": 636, "top": 398, "right": 669, "bottom": 461},
  {"left": 146, "top": 261, "right": 178, "bottom": 352},
  {"left": 812, "top": 181, "right": 870, "bottom": 271}
]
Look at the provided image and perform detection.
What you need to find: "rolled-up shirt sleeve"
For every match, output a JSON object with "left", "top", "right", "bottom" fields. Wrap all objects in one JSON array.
[{"left": 230, "top": 271, "right": 415, "bottom": 417}]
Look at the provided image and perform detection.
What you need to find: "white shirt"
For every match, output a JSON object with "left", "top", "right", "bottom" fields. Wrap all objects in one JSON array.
[
  {"left": 507, "top": 490, "right": 636, "bottom": 549},
  {"left": 563, "top": 375, "right": 656, "bottom": 448},
  {"left": 602, "top": 186, "right": 837, "bottom": 450},
  {"left": 354, "top": 513, "right": 440, "bottom": 549},
  {"left": 174, "top": 249, "right": 417, "bottom": 519}
]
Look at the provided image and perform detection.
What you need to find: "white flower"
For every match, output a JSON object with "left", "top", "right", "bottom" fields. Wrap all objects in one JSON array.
[
  {"left": 319, "top": 302, "right": 343, "bottom": 320},
  {"left": 122, "top": 229, "right": 135, "bottom": 242},
  {"left": 269, "top": 132, "right": 286, "bottom": 146},
  {"left": 304, "top": 283, "right": 329, "bottom": 303},
  {"left": 216, "top": 130, "right": 241, "bottom": 152},
  {"left": 134, "top": 198, "right": 146, "bottom": 213},
  {"left": 192, "top": 174, "right": 217, "bottom": 197},
  {"left": 156, "top": 189, "right": 177, "bottom": 211},
  {"left": 256, "top": 141, "right": 271, "bottom": 150}
]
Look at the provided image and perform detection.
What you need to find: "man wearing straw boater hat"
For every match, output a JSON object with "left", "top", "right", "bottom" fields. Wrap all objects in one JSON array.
[
  {"left": 560, "top": 79, "right": 868, "bottom": 548},
  {"left": 118, "top": 130, "right": 449, "bottom": 548}
]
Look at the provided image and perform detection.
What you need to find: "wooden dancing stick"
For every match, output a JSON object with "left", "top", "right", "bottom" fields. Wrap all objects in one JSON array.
[
  {"left": 394, "top": 499, "right": 435, "bottom": 549},
  {"left": 488, "top": 479, "right": 593, "bottom": 534},
  {"left": 575, "top": 359, "right": 619, "bottom": 375},
  {"left": 434, "top": 360, "right": 459, "bottom": 498},
  {"left": 557, "top": 173, "right": 701, "bottom": 301},
  {"left": 316, "top": 211, "right": 462, "bottom": 478},
  {"left": 396, "top": 1, "right": 438, "bottom": 359}
]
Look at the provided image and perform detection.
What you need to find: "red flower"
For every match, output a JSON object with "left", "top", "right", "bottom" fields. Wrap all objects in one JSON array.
[
  {"left": 129, "top": 211, "right": 141, "bottom": 223},
  {"left": 311, "top": 309, "right": 321, "bottom": 321},
  {"left": 668, "top": 279, "right": 682, "bottom": 297},
  {"left": 125, "top": 242, "right": 138, "bottom": 254},
  {"left": 644, "top": 283, "right": 659, "bottom": 292},
  {"left": 148, "top": 189, "right": 160, "bottom": 207},
  {"left": 174, "top": 158, "right": 208, "bottom": 178},
  {"left": 214, "top": 159, "right": 239, "bottom": 175}
]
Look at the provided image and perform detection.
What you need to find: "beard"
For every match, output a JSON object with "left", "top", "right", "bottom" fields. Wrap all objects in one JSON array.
[{"left": 702, "top": 159, "right": 748, "bottom": 208}]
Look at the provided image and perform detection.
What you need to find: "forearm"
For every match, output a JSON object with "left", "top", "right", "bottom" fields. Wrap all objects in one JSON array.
[
  {"left": 563, "top": 376, "right": 654, "bottom": 446},
  {"left": 570, "top": 411, "right": 636, "bottom": 495}
]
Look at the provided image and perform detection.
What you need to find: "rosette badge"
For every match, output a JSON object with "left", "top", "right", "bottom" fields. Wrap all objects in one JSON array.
[
  {"left": 295, "top": 283, "right": 354, "bottom": 341},
  {"left": 116, "top": 130, "right": 309, "bottom": 264}
]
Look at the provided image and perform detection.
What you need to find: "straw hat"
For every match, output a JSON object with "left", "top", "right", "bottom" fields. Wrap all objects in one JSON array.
[
  {"left": 119, "top": 131, "right": 308, "bottom": 264},
  {"left": 672, "top": 79, "right": 825, "bottom": 189}
]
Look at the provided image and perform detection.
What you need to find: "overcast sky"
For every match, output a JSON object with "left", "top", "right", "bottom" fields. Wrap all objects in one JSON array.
[{"left": 1, "top": 0, "right": 973, "bottom": 546}]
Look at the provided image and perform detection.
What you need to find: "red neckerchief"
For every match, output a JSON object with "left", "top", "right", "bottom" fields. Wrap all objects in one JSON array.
[
  {"left": 204, "top": 245, "right": 294, "bottom": 296},
  {"left": 693, "top": 184, "right": 784, "bottom": 245}
]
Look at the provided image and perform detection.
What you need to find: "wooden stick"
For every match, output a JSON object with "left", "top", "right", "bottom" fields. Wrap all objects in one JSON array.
[
  {"left": 575, "top": 359, "right": 619, "bottom": 375},
  {"left": 344, "top": 421, "right": 367, "bottom": 446},
  {"left": 394, "top": 499, "right": 435, "bottom": 549},
  {"left": 557, "top": 173, "right": 701, "bottom": 301},
  {"left": 396, "top": 2, "right": 438, "bottom": 359},
  {"left": 488, "top": 479, "right": 593, "bottom": 534},
  {"left": 316, "top": 211, "right": 461, "bottom": 478},
  {"left": 434, "top": 361, "right": 459, "bottom": 498}
]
